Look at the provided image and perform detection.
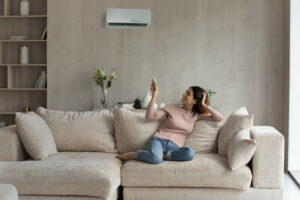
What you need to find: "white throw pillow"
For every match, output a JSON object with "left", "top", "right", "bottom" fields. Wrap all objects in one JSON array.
[
  {"left": 36, "top": 107, "right": 116, "bottom": 152},
  {"left": 218, "top": 107, "right": 253, "bottom": 156},
  {"left": 184, "top": 120, "right": 221, "bottom": 153},
  {"left": 15, "top": 112, "right": 57, "bottom": 160},
  {"left": 228, "top": 129, "right": 256, "bottom": 170},
  {"left": 113, "top": 108, "right": 164, "bottom": 153}
]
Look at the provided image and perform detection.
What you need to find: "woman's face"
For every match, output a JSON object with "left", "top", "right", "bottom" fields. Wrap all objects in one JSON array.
[{"left": 181, "top": 88, "right": 196, "bottom": 106}]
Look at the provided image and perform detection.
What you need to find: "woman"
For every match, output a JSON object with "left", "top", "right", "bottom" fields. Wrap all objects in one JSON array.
[{"left": 116, "top": 82, "right": 223, "bottom": 164}]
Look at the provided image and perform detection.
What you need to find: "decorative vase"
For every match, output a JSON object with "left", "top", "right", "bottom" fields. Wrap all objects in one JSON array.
[
  {"left": 153, "top": 102, "right": 158, "bottom": 110},
  {"left": 20, "top": 0, "right": 30, "bottom": 16},
  {"left": 158, "top": 102, "right": 166, "bottom": 109},
  {"left": 141, "top": 91, "right": 152, "bottom": 108},
  {"left": 100, "top": 87, "right": 108, "bottom": 109},
  {"left": 141, "top": 91, "right": 158, "bottom": 109},
  {"left": 20, "top": 45, "right": 29, "bottom": 64}
]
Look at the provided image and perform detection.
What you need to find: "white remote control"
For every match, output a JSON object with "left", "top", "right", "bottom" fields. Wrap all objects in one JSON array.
[{"left": 152, "top": 77, "right": 157, "bottom": 91}]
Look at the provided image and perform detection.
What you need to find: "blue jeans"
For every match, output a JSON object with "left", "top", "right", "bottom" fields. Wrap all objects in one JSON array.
[{"left": 134, "top": 136, "right": 194, "bottom": 164}]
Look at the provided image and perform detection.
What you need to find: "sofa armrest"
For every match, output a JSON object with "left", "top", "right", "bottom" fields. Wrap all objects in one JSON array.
[
  {"left": 0, "top": 125, "right": 25, "bottom": 161},
  {"left": 250, "top": 126, "right": 284, "bottom": 189}
]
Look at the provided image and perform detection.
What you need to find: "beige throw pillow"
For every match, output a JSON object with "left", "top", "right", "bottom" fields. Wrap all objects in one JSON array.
[
  {"left": 228, "top": 129, "right": 256, "bottom": 170},
  {"left": 232, "top": 106, "right": 248, "bottom": 115},
  {"left": 113, "top": 108, "right": 164, "bottom": 153},
  {"left": 218, "top": 107, "right": 253, "bottom": 156},
  {"left": 36, "top": 107, "right": 116, "bottom": 152},
  {"left": 184, "top": 120, "right": 221, "bottom": 153},
  {"left": 15, "top": 112, "right": 57, "bottom": 160}
]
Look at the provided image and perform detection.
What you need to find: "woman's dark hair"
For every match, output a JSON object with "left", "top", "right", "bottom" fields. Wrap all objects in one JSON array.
[{"left": 191, "top": 86, "right": 210, "bottom": 115}]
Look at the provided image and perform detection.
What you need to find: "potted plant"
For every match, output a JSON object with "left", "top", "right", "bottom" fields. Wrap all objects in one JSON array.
[{"left": 93, "top": 67, "right": 117, "bottom": 108}]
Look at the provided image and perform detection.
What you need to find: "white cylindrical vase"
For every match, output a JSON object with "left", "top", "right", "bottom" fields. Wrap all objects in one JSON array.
[
  {"left": 20, "top": 45, "right": 29, "bottom": 64},
  {"left": 20, "top": 0, "right": 30, "bottom": 16}
]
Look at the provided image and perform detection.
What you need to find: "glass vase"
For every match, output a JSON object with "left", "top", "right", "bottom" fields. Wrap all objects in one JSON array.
[{"left": 100, "top": 87, "right": 108, "bottom": 109}]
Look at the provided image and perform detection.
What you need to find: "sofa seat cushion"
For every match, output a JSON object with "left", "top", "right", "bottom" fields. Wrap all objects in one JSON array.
[
  {"left": 0, "top": 152, "right": 122, "bottom": 198},
  {"left": 122, "top": 153, "right": 252, "bottom": 190}
]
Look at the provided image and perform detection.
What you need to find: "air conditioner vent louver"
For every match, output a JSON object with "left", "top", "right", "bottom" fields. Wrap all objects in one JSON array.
[
  {"left": 106, "top": 9, "right": 151, "bottom": 29},
  {"left": 108, "top": 22, "right": 148, "bottom": 27}
]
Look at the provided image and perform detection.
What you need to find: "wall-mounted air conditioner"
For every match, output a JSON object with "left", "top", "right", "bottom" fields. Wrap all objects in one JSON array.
[{"left": 106, "top": 8, "right": 151, "bottom": 29}]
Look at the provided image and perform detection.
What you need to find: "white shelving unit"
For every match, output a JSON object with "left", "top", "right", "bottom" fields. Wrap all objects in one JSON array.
[{"left": 0, "top": 0, "right": 47, "bottom": 126}]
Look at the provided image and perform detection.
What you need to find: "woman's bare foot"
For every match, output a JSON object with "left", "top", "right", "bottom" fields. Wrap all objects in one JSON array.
[
  {"left": 163, "top": 154, "right": 167, "bottom": 160},
  {"left": 116, "top": 152, "right": 135, "bottom": 161}
]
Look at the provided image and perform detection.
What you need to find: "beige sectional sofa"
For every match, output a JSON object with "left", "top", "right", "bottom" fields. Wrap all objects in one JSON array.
[{"left": 0, "top": 108, "right": 284, "bottom": 200}]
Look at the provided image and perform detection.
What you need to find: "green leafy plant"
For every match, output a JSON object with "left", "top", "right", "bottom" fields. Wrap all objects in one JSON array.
[
  {"left": 205, "top": 89, "right": 216, "bottom": 100},
  {"left": 93, "top": 67, "right": 117, "bottom": 107},
  {"left": 93, "top": 67, "right": 117, "bottom": 88}
]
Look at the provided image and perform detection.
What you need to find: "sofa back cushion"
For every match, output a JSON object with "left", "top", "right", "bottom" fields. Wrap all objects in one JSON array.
[
  {"left": 184, "top": 120, "right": 221, "bottom": 153},
  {"left": 36, "top": 107, "right": 116, "bottom": 153},
  {"left": 15, "top": 112, "right": 57, "bottom": 160},
  {"left": 113, "top": 108, "right": 163, "bottom": 153}
]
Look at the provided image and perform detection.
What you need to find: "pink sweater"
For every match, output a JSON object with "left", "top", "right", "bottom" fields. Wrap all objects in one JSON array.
[{"left": 146, "top": 104, "right": 223, "bottom": 147}]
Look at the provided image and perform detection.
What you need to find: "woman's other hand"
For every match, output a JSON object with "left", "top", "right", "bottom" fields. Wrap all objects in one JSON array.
[{"left": 201, "top": 92, "right": 208, "bottom": 108}]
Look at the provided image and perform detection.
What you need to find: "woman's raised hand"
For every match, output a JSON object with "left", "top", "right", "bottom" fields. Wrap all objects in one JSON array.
[{"left": 151, "top": 81, "right": 158, "bottom": 98}]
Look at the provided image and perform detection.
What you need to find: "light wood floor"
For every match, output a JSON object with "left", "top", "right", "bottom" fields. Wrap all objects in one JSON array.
[{"left": 283, "top": 173, "right": 300, "bottom": 200}]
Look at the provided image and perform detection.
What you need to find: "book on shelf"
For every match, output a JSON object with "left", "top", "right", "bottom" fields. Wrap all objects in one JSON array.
[
  {"left": 38, "top": 71, "right": 46, "bottom": 88},
  {"left": 34, "top": 75, "right": 41, "bottom": 88},
  {"left": 117, "top": 102, "right": 134, "bottom": 109},
  {"left": 10, "top": 36, "right": 27, "bottom": 40},
  {"left": 41, "top": 26, "right": 47, "bottom": 40},
  {"left": 42, "top": 74, "right": 47, "bottom": 88},
  {"left": 34, "top": 71, "right": 47, "bottom": 88}
]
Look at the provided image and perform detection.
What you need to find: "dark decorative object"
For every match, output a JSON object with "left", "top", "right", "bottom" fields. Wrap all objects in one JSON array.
[{"left": 134, "top": 99, "right": 141, "bottom": 109}]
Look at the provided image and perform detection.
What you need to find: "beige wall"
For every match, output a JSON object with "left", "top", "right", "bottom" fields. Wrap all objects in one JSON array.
[{"left": 48, "top": 0, "right": 285, "bottom": 132}]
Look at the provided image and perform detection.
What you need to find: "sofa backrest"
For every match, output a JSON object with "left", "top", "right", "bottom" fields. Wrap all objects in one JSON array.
[
  {"left": 36, "top": 107, "right": 117, "bottom": 153},
  {"left": 113, "top": 108, "right": 221, "bottom": 153},
  {"left": 113, "top": 108, "right": 163, "bottom": 153},
  {"left": 185, "top": 120, "right": 221, "bottom": 153},
  {"left": 35, "top": 107, "right": 221, "bottom": 154}
]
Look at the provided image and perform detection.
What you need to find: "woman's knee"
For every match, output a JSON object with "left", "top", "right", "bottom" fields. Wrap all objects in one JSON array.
[
  {"left": 182, "top": 147, "right": 194, "bottom": 161},
  {"left": 148, "top": 152, "right": 163, "bottom": 164}
]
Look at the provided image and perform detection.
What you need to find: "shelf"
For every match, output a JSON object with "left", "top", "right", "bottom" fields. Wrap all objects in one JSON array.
[
  {"left": 0, "top": 112, "right": 15, "bottom": 115},
  {"left": 0, "top": 64, "right": 46, "bottom": 67},
  {"left": 0, "top": 0, "right": 47, "bottom": 126},
  {"left": 0, "top": 88, "right": 47, "bottom": 91},
  {"left": 0, "top": 40, "right": 46, "bottom": 42},
  {"left": 0, "top": 15, "right": 47, "bottom": 19}
]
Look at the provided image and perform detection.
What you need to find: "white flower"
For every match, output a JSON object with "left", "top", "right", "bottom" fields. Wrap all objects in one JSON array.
[
  {"left": 99, "top": 68, "right": 105, "bottom": 77},
  {"left": 109, "top": 68, "right": 117, "bottom": 80}
]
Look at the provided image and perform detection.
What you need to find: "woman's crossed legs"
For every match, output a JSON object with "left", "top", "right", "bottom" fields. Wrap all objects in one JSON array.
[{"left": 116, "top": 137, "right": 194, "bottom": 164}]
